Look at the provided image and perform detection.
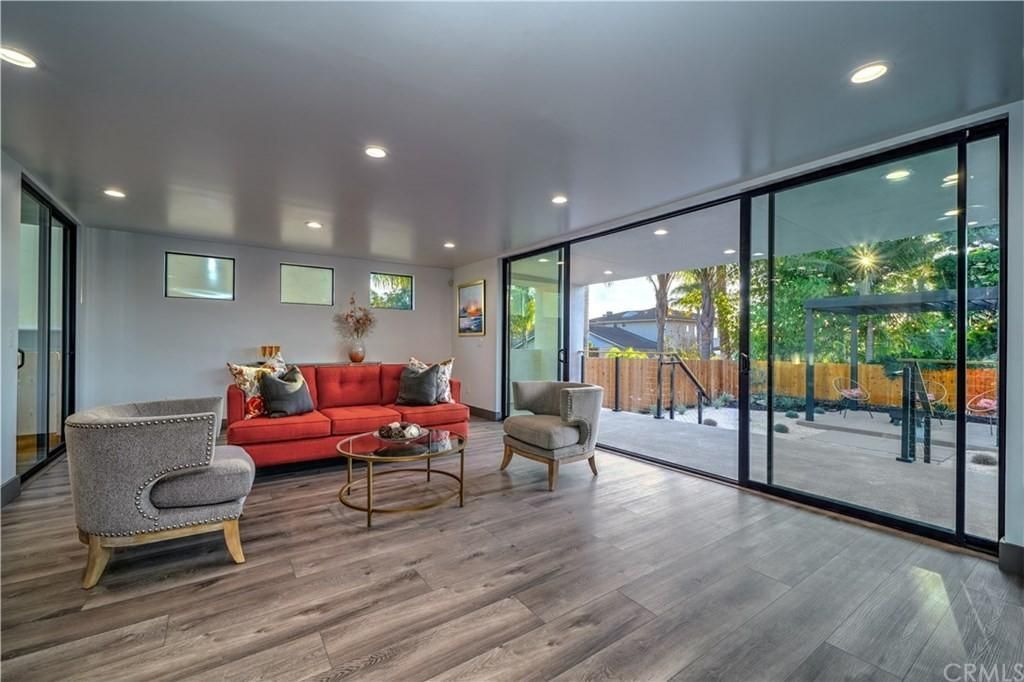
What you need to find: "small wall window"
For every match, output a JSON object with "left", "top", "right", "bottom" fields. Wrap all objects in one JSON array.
[
  {"left": 280, "top": 263, "right": 334, "bottom": 306},
  {"left": 370, "top": 272, "right": 414, "bottom": 310},
  {"left": 165, "top": 252, "right": 235, "bottom": 300}
]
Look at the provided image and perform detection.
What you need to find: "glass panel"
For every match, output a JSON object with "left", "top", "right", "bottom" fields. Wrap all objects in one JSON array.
[
  {"left": 280, "top": 264, "right": 334, "bottom": 305},
  {"left": 771, "top": 145, "right": 959, "bottom": 529},
  {"left": 165, "top": 253, "right": 234, "bottom": 300},
  {"left": 49, "top": 220, "right": 65, "bottom": 452},
  {"left": 369, "top": 272, "right": 414, "bottom": 310},
  {"left": 16, "top": 190, "right": 46, "bottom": 474},
  {"left": 507, "top": 249, "right": 564, "bottom": 413},
  {"left": 965, "top": 136, "right": 1001, "bottom": 540},
  {"left": 569, "top": 201, "right": 741, "bottom": 479},
  {"left": 749, "top": 194, "right": 770, "bottom": 482}
]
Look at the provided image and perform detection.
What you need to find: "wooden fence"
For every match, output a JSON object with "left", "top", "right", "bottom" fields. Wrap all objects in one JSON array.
[{"left": 583, "top": 357, "right": 997, "bottom": 413}]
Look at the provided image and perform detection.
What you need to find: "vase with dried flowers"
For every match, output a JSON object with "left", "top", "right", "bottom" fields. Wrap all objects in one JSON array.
[{"left": 334, "top": 294, "right": 376, "bottom": 363}]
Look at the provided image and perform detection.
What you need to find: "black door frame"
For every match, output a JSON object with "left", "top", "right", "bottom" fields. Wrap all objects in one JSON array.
[
  {"left": 18, "top": 178, "right": 77, "bottom": 481},
  {"left": 501, "top": 244, "right": 570, "bottom": 418},
  {"left": 500, "top": 117, "right": 1008, "bottom": 554}
]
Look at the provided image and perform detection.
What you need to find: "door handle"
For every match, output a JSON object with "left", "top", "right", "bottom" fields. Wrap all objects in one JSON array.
[
  {"left": 557, "top": 348, "right": 568, "bottom": 364},
  {"left": 739, "top": 352, "right": 750, "bottom": 375},
  {"left": 17, "top": 349, "right": 24, "bottom": 370}
]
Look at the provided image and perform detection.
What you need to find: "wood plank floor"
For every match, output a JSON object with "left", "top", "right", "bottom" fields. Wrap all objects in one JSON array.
[{"left": 2, "top": 420, "right": 1021, "bottom": 681}]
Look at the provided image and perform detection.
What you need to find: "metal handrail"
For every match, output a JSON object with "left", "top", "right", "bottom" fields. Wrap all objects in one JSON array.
[{"left": 656, "top": 352, "right": 710, "bottom": 423}]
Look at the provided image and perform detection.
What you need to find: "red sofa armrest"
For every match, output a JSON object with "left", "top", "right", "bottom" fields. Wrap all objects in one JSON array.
[
  {"left": 226, "top": 385, "right": 245, "bottom": 426},
  {"left": 450, "top": 378, "right": 462, "bottom": 404}
]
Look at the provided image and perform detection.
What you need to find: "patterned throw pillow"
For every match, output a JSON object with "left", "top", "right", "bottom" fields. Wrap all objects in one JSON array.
[
  {"left": 409, "top": 356, "right": 454, "bottom": 403},
  {"left": 227, "top": 353, "right": 288, "bottom": 419}
]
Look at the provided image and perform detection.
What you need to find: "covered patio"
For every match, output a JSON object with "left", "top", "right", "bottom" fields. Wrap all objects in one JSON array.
[{"left": 596, "top": 406, "right": 998, "bottom": 538}]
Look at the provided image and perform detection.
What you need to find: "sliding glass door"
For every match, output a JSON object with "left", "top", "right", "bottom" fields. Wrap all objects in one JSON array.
[
  {"left": 566, "top": 201, "right": 743, "bottom": 480},
  {"left": 16, "top": 183, "right": 75, "bottom": 477},
  {"left": 751, "top": 125, "right": 1005, "bottom": 545},
  {"left": 501, "top": 120, "right": 1004, "bottom": 550},
  {"left": 504, "top": 248, "right": 567, "bottom": 415}
]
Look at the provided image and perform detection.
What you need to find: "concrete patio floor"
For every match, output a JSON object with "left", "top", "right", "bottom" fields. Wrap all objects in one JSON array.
[{"left": 596, "top": 407, "right": 999, "bottom": 539}]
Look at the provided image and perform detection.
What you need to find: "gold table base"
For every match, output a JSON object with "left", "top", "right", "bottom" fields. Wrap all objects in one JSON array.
[{"left": 338, "top": 455, "right": 464, "bottom": 527}]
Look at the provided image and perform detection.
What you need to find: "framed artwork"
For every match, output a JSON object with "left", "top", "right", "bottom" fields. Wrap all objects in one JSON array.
[
  {"left": 370, "top": 272, "right": 414, "bottom": 310},
  {"left": 457, "top": 280, "right": 485, "bottom": 336}
]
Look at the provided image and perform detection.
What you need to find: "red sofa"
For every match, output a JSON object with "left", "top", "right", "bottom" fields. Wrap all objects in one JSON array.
[{"left": 226, "top": 363, "right": 469, "bottom": 467}]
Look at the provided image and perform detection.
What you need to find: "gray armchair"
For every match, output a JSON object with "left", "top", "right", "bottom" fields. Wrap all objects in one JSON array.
[
  {"left": 65, "top": 397, "right": 255, "bottom": 588},
  {"left": 501, "top": 381, "right": 604, "bottom": 491}
]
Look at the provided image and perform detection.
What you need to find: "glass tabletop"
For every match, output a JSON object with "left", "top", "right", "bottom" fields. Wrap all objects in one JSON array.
[{"left": 336, "top": 429, "right": 465, "bottom": 461}]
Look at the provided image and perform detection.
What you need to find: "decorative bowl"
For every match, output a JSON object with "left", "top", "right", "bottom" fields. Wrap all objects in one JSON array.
[{"left": 377, "top": 422, "right": 426, "bottom": 442}]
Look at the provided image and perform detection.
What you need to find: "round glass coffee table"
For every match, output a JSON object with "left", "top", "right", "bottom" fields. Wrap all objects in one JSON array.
[{"left": 336, "top": 429, "right": 466, "bottom": 527}]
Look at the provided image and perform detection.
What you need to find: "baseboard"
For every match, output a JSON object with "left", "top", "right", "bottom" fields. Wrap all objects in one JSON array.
[
  {"left": 1, "top": 476, "right": 21, "bottom": 507},
  {"left": 999, "top": 538, "right": 1024, "bottom": 576},
  {"left": 468, "top": 406, "right": 502, "bottom": 421}
]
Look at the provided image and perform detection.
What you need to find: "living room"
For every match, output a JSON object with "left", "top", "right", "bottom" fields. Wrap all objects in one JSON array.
[{"left": 2, "top": 3, "right": 1023, "bottom": 680}]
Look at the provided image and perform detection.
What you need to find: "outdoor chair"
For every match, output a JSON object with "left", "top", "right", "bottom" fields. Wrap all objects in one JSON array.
[
  {"left": 833, "top": 377, "right": 872, "bottom": 419},
  {"left": 967, "top": 389, "right": 999, "bottom": 435}
]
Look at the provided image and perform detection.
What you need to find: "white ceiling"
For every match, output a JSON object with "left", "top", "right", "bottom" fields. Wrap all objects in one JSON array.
[{"left": 2, "top": 2, "right": 1021, "bottom": 268}]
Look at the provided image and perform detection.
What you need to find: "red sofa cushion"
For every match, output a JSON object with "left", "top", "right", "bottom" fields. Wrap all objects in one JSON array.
[
  {"left": 298, "top": 365, "right": 318, "bottom": 408},
  {"left": 392, "top": 402, "right": 470, "bottom": 427},
  {"left": 381, "top": 364, "right": 405, "bottom": 405},
  {"left": 320, "top": 405, "right": 402, "bottom": 435},
  {"left": 227, "top": 410, "right": 331, "bottom": 445},
  {"left": 317, "top": 365, "right": 381, "bottom": 408}
]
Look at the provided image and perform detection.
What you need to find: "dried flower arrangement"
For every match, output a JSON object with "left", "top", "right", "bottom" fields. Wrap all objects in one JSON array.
[{"left": 334, "top": 294, "right": 377, "bottom": 340}]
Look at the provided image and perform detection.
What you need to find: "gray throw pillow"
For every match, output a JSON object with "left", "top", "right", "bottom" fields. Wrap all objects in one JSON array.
[
  {"left": 396, "top": 365, "right": 440, "bottom": 406},
  {"left": 260, "top": 366, "right": 314, "bottom": 418}
]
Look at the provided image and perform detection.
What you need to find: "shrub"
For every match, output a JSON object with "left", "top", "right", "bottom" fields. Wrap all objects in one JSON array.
[
  {"left": 712, "top": 392, "right": 736, "bottom": 409},
  {"left": 814, "top": 406, "right": 826, "bottom": 415},
  {"left": 703, "top": 418, "right": 718, "bottom": 427},
  {"left": 971, "top": 453, "right": 998, "bottom": 466},
  {"left": 773, "top": 423, "right": 790, "bottom": 434},
  {"left": 785, "top": 410, "right": 799, "bottom": 419}
]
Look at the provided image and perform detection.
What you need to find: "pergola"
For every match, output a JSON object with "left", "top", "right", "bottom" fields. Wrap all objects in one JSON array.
[{"left": 801, "top": 286, "right": 999, "bottom": 422}]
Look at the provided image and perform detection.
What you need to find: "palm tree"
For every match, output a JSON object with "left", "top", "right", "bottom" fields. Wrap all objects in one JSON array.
[
  {"left": 671, "top": 266, "right": 727, "bottom": 360},
  {"left": 648, "top": 273, "right": 680, "bottom": 354}
]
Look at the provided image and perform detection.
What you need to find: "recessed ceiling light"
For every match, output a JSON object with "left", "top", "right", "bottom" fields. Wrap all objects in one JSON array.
[
  {"left": 538, "top": 258, "right": 550, "bottom": 263},
  {"left": 753, "top": 252, "right": 765, "bottom": 257},
  {"left": 723, "top": 248, "right": 737, "bottom": 255},
  {"left": 443, "top": 241, "right": 456, "bottom": 249},
  {"left": 884, "top": 169, "right": 911, "bottom": 181},
  {"left": 551, "top": 194, "right": 568, "bottom": 205},
  {"left": 0, "top": 47, "right": 37, "bottom": 68},
  {"left": 103, "top": 188, "right": 126, "bottom": 198},
  {"left": 850, "top": 62, "right": 888, "bottom": 84},
  {"left": 968, "top": 221, "right": 978, "bottom": 226},
  {"left": 364, "top": 145, "right": 388, "bottom": 159},
  {"left": 653, "top": 228, "right": 669, "bottom": 236},
  {"left": 305, "top": 221, "right": 323, "bottom": 229},
  {"left": 603, "top": 270, "right": 613, "bottom": 275},
  {"left": 944, "top": 209, "right": 959, "bottom": 217},
  {"left": 943, "top": 174, "right": 958, "bottom": 183}
]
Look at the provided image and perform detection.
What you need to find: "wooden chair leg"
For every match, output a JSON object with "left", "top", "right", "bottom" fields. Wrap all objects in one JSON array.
[
  {"left": 500, "top": 445, "right": 513, "bottom": 471},
  {"left": 82, "top": 535, "right": 111, "bottom": 589},
  {"left": 547, "top": 460, "right": 559, "bottom": 491},
  {"left": 588, "top": 455, "right": 598, "bottom": 476},
  {"left": 223, "top": 519, "right": 245, "bottom": 564}
]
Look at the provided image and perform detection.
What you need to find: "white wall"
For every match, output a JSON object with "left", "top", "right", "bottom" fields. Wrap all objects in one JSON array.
[
  {"left": 76, "top": 227, "right": 454, "bottom": 410},
  {"left": 451, "top": 257, "right": 502, "bottom": 414},
  {"left": 1003, "top": 102, "right": 1023, "bottom": 551}
]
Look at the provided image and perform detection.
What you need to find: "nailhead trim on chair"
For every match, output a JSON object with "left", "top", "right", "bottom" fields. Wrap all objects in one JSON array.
[
  {"left": 69, "top": 414, "right": 217, "bottom": 530},
  {"left": 93, "top": 515, "right": 240, "bottom": 537}
]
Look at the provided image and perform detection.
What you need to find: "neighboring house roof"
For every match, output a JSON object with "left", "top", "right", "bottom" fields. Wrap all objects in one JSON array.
[
  {"left": 587, "top": 326, "right": 657, "bottom": 351},
  {"left": 590, "top": 307, "right": 693, "bottom": 324}
]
